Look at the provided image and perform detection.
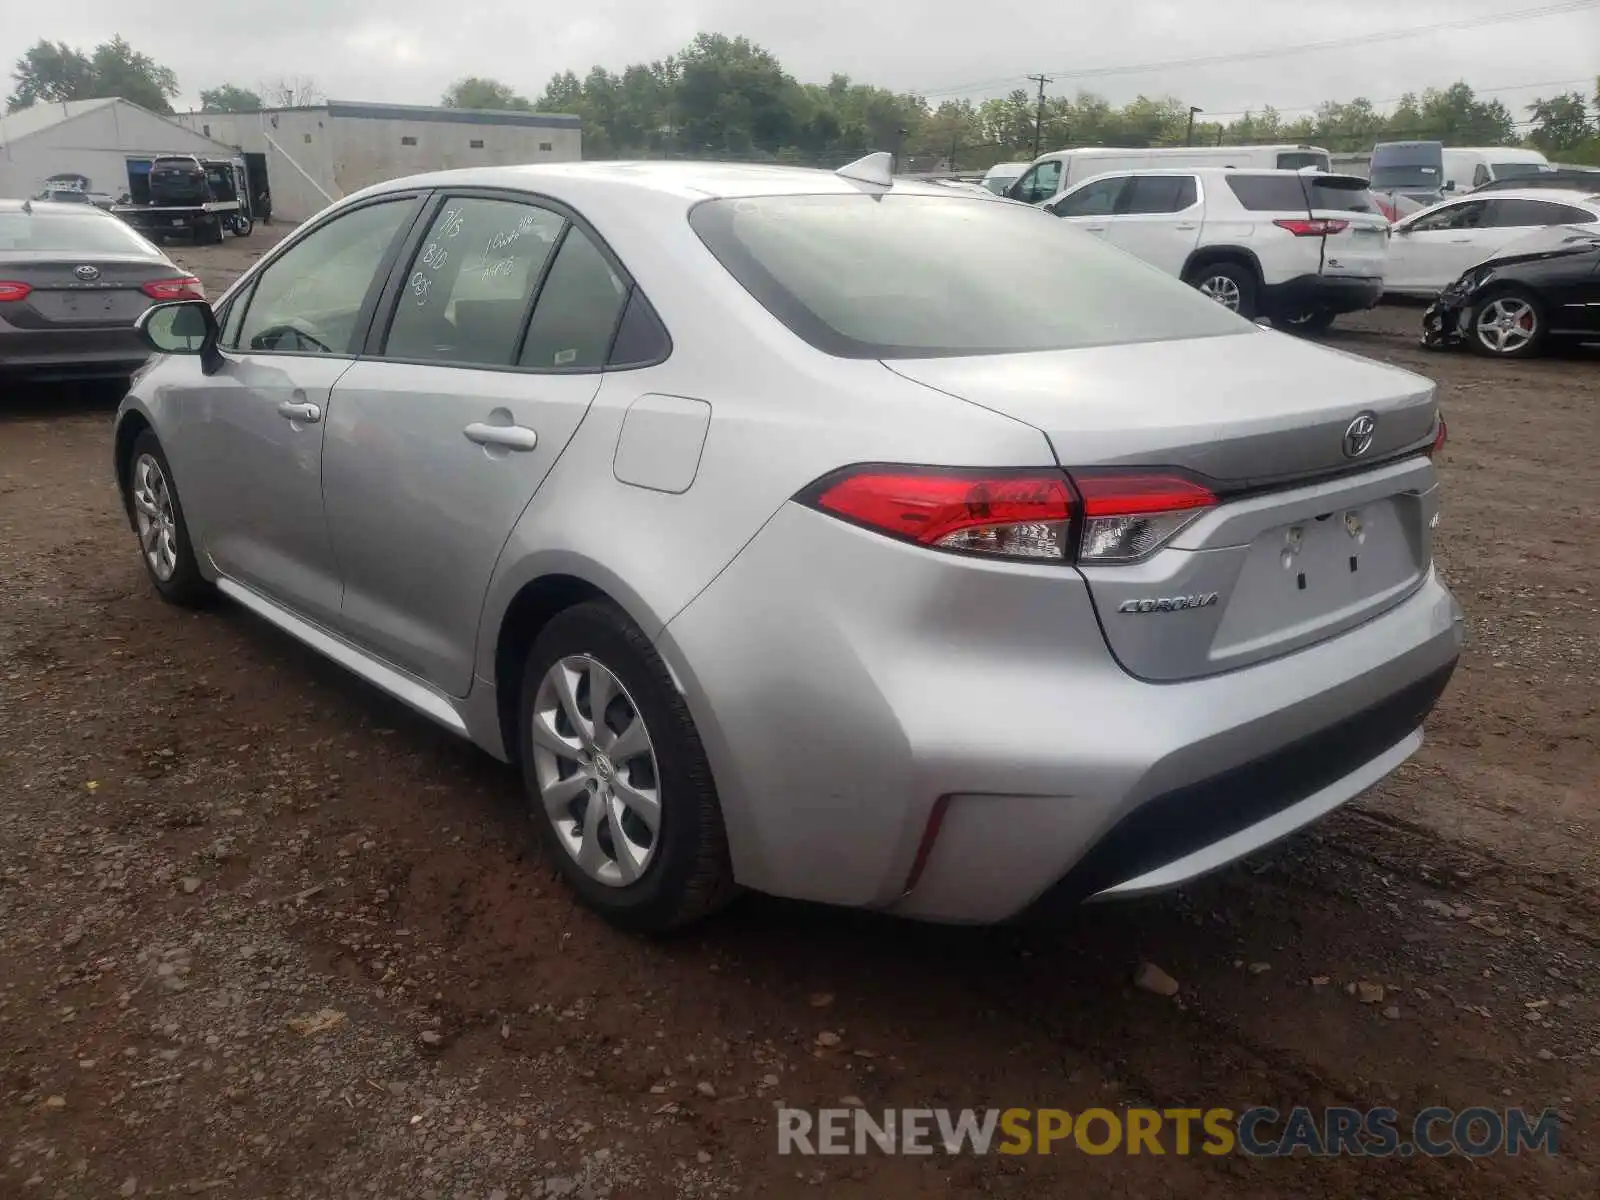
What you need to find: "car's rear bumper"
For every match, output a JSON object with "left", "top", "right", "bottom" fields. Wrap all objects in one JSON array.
[
  {"left": 1263, "top": 273, "right": 1384, "bottom": 316},
  {"left": 659, "top": 501, "right": 1463, "bottom": 924},
  {"left": 0, "top": 327, "right": 149, "bottom": 380}
]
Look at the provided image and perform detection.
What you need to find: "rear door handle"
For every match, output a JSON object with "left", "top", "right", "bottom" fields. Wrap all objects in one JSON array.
[
  {"left": 276, "top": 400, "right": 321, "bottom": 423},
  {"left": 463, "top": 422, "right": 538, "bottom": 452},
  {"left": 1175, "top": 223, "right": 1198, "bottom": 230}
]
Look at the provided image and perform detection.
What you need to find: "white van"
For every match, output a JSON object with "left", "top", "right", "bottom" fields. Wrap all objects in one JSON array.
[
  {"left": 1440, "top": 147, "right": 1550, "bottom": 195},
  {"left": 1007, "top": 144, "right": 1333, "bottom": 204}
]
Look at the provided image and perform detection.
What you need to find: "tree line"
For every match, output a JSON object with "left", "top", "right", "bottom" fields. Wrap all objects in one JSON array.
[{"left": 9, "top": 33, "right": 1599, "bottom": 168}]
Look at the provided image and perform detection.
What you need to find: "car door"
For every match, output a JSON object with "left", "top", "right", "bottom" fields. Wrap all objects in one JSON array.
[
  {"left": 321, "top": 192, "right": 634, "bottom": 696},
  {"left": 1098, "top": 174, "right": 1203, "bottom": 276},
  {"left": 167, "top": 193, "right": 423, "bottom": 626},
  {"left": 1046, "top": 175, "right": 1130, "bottom": 242},
  {"left": 1387, "top": 199, "right": 1491, "bottom": 292}
]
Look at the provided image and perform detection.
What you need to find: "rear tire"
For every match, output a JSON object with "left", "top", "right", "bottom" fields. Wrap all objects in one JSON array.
[
  {"left": 1282, "top": 309, "right": 1337, "bottom": 333},
  {"left": 1467, "top": 288, "right": 1545, "bottom": 359},
  {"left": 1185, "top": 261, "right": 1258, "bottom": 319},
  {"left": 518, "top": 601, "right": 737, "bottom": 933},
  {"left": 125, "top": 430, "right": 213, "bottom": 608}
]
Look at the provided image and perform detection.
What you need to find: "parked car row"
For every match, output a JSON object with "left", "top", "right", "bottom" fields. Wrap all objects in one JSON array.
[{"left": 991, "top": 153, "right": 1600, "bottom": 354}]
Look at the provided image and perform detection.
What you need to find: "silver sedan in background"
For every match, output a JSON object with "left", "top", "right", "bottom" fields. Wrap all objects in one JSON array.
[
  {"left": 113, "top": 158, "right": 1462, "bottom": 931},
  {"left": 1, "top": 199, "right": 202, "bottom": 383}
]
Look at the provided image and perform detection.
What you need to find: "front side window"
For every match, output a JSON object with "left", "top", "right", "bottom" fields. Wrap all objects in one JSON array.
[
  {"left": 690, "top": 193, "right": 1248, "bottom": 359},
  {"left": 235, "top": 200, "right": 413, "bottom": 355},
  {"left": 1409, "top": 201, "right": 1488, "bottom": 234},
  {"left": 1012, "top": 160, "right": 1063, "bottom": 204},
  {"left": 384, "top": 197, "right": 565, "bottom": 366},
  {"left": 1052, "top": 176, "right": 1128, "bottom": 217},
  {"left": 518, "top": 226, "right": 629, "bottom": 370}
]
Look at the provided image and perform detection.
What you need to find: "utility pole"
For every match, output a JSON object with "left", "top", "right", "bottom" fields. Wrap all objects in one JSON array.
[
  {"left": 1027, "top": 73, "right": 1053, "bottom": 159},
  {"left": 1186, "top": 106, "right": 1204, "bottom": 147}
]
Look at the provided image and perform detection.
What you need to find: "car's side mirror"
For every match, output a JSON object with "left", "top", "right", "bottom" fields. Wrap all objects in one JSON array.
[{"left": 136, "top": 300, "right": 222, "bottom": 374}]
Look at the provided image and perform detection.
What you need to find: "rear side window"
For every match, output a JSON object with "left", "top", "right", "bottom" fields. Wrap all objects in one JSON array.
[
  {"left": 1122, "top": 175, "right": 1197, "bottom": 214},
  {"left": 518, "top": 226, "right": 629, "bottom": 370},
  {"left": 383, "top": 197, "right": 564, "bottom": 366},
  {"left": 1489, "top": 198, "right": 1594, "bottom": 228},
  {"left": 1225, "top": 175, "right": 1308, "bottom": 212},
  {"left": 1276, "top": 151, "right": 1330, "bottom": 171},
  {"left": 689, "top": 193, "right": 1248, "bottom": 359}
]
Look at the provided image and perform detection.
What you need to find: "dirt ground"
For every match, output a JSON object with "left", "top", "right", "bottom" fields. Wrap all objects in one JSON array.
[{"left": 1, "top": 227, "right": 1597, "bottom": 1199}]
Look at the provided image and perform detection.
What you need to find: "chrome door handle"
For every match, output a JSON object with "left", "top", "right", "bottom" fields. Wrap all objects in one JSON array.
[
  {"left": 463, "top": 422, "right": 538, "bottom": 452},
  {"left": 277, "top": 400, "right": 321, "bottom": 423}
]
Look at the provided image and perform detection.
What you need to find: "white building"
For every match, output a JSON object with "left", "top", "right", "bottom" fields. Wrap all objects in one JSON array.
[
  {"left": 0, "top": 98, "right": 241, "bottom": 203},
  {"left": 175, "top": 101, "right": 583, "bottom": 224}
]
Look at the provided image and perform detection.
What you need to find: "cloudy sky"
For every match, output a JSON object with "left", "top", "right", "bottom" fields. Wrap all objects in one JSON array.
[{"left": 4, "top": 0, "right": 1596, "bottom": 126}]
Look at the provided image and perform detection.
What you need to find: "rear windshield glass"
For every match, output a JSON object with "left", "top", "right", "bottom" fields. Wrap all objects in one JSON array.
[
  {"left": 1304, "top": 179, "right": 1380, "bottom": 213},
  {"left": 1225, "top": 174, "right": 1308, "bottom": 211},
  {"left": 0, "top": 210, "right": 157, "bottom": 254},
  {"left": 688, "top": 193, "right": 1249, "bottom": 358}
]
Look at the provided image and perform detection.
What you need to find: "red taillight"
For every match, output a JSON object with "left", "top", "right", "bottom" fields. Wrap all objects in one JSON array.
[
  {"left": 1427, "top": 415, "right": 1448, "bottom": 458},
  {"left": 1273, "top": 218, "right": 1349, "bottom": 237},
  {"left": 809, "top": 468, "right": 1076, "bottom": 561},
  {"left": 1071, "top": 472, "right": 1217, "bottom": 563},
  {"left": 141, "top": 276, "right": 205, "bottom": 301},
  {"left": 802, "top": 466, "right": 1217, "bottom": 564},
  {"left": 0, "top": 281, "right": 32, "bottom": 302}
]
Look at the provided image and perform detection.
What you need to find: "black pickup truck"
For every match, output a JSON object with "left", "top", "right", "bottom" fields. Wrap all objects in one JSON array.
[{"left": 112, "top": 155, "right": 254, "bottom": 244}]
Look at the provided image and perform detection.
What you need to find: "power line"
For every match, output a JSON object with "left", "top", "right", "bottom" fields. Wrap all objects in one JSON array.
[
  {"left": 916, "top": 0, "right": 1599, "bottom": 97},
  {"left": 1196, "top": 77, "right": 1597, "bottom": 121}
]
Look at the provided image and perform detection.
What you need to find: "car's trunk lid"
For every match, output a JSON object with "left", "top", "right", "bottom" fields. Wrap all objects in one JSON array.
[
  {"left": 1303, "top": 174, "right": 1390, "bottom": 280},
  {"left": 884, "top": 331, "right": 1441, "bottom": 680},
  {"left": 0, "top": 255, "right": 168, "bottom": 328}
]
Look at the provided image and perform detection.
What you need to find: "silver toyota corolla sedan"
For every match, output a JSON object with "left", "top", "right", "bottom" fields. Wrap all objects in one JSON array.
[{"left": 114, "top": 157, "right": 1463, "bottom": 931}]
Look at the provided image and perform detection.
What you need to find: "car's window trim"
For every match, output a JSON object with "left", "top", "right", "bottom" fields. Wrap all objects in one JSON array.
[
  {"left": 360, "top": 185, "right": 669, "bottom": 375},
  {"left": 223, "top": 192, "right": 430, "bottom": 361}
]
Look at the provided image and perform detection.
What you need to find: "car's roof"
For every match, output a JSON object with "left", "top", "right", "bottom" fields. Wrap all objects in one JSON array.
[
  {"left": 1443, "top": 187, "right": 1598, "bottom": 205},
  {"left": 353, "top": 160, "right": 1001, "bottom": 208}
]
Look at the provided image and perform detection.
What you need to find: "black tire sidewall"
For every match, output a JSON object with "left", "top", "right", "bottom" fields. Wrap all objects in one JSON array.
[
  {"left": 127, "top": 430, "right": 210, "bottom": 606},
  {"left": 1469, "top": 288, "right": 1544, "bottom": 358},
  {"left": 518, "top": 602, "right": 729, "bottom": 931}
]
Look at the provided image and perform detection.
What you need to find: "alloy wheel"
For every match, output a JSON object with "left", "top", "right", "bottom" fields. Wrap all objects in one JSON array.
[
  {"left": 530, "top": 655, "right": 661, "bottom": 887},
  {"left": 131, "top": 453, "right": 179, "bottom": 581},
  {"left": 1474, "top": 297, "right": 1536, "bottom": 355},
  {"left": 1198, "top": 275, "right": 1242, "bottom": 311}
]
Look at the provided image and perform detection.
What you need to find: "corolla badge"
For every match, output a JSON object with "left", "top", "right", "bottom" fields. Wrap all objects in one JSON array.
[
  {"left": 1118, "top": 593, "right": 1220, "bottom": 614},
  {"left": 1343, "top": 412, "right": 1377, "bottom": 459}
]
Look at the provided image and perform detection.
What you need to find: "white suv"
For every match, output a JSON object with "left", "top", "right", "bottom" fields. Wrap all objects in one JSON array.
[{"left": 1045, "top": 168, "right": 1391, "bottom": 329}]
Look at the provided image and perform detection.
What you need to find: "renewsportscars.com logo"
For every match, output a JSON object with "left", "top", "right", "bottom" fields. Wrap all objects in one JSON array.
[{"left": 777, "top": 1106, "right": 1560, "bottom": 1158}]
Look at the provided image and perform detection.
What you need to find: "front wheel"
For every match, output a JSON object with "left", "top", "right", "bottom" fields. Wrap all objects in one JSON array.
[
  {"left": 1186, "top": 262, "right": 1258, "bottom": 319},
  {"left": 518, "top": 601, "right": 736, "bottom": 932},
  {"left": 1469, "top": 290, "right": 1544, "bottom": 359},
  {"left": 125, "top": 430, "right": 212, "bottom": 607}
]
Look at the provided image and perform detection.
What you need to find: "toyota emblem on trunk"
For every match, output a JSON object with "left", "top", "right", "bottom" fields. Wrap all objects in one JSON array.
[
  {"left": 1342, "top": 412, "right": 1377, "bottom": 459},
  {"left": 74, "top": 264, "right": 100, "bottom": 281}
]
